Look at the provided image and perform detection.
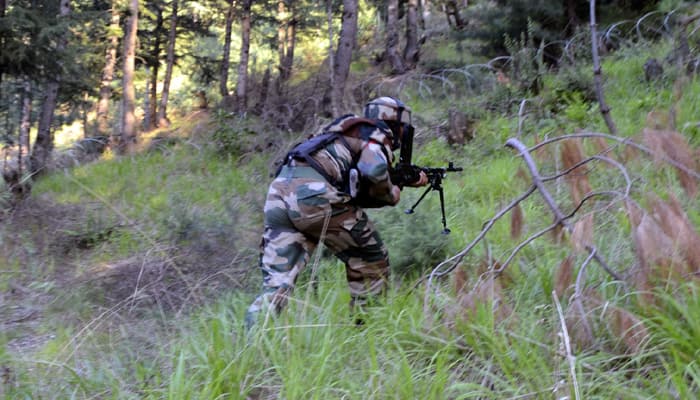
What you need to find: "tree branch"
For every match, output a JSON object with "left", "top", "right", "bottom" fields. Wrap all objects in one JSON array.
[
  {"left": 505, "top": 138, "right": 622, "bottom": 281},
  {"left": 590, "top": 0, "right": 619, "bottom": 135},
  {"left": 529, "top": 132, "right": 700, "bottom": 181}
]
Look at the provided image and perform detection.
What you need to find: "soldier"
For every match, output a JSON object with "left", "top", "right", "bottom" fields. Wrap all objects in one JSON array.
[{"left": 246, "top": 97, "right": 428, "bottom": 326}]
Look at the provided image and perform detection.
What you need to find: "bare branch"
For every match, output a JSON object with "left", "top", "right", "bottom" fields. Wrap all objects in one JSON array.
[
  {"left": 420, "top": 185, "right": 537, "bottom": 303},
  {"left": 505, "top": 138, "right": 622, "bottom": 280},
  {"left": 433, "top": 185, "right": 536, "bottom": 277},
  {"left": 495, "top": 190, "right": 625, "bottom": 276},
  {"left": 680, "top": 12, "right": 700, "bottom": 28},
  {"left": 529, "top": 132, "right": 700, "bottom": 181},
  {"left": 590, "top": 0, "right": 618, "bottom": 135},
  {"left": 553, "top": 291, "right": 582, "bottom": 400},
  {"left": 422, "top": 135, "right": 632, "bottom": 294},
  {"left": 571, "top": 248, "right": 597, "bottom": 348},
  {"left": 516, "top": 99, "right": 531, "bottom": 138}
]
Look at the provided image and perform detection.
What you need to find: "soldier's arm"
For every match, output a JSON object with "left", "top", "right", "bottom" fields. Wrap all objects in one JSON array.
[{"left": 356, "top": 140, "right": 401, "bottom": 205}]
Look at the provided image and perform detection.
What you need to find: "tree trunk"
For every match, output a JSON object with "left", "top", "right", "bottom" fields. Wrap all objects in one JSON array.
[
  {"left": 564, "top": 0, "right": 580, "bottom": 35},
  {"left": 444, "top": 0, "right": 465, "bottom": 30},
  {"left": 96, "top": 3, "right": 120, "bottom": 138},
  {"left": 253, "top": 66, "right": 271, "bottom": 115},
  {"left": 403, "top": 0, "right": 419, "bottom": 68},
  {"left": 326, "top": 0, "right": 336, "bottom": 116},
  {"left": 30, "top": 0, "right": 71, "bottom": 177},
  {"left": 117, "top": 0, "right": 139, "bottom": 154},
  {"left": 276, "top": 0, "right": 297, "bottom": 94},
  {"left": 0, "top": 0, "right": 5, "bottom": 90},
  {"left": 589, "top": 0, "right": 617, "bottom": 136},
  {"left": 284, "top": 11, "right": 297, "bottom": 80},
  {"left": 386, "top": 0, "right": 406, "bottom": 74},
  {"left": 18, "top": 78, "right": 32, "bottom": 175},
  {"left": 220, "top": 0, "right": 235, "bottom": 98},
  {"left": 143, "top": 66, "right": 151, "bottom": 129},
  {"left": 31, "top": 83, "right": 59, "bottom": 176},
  {"left": 331, "top": 0, "right": 358, "bottom": 111},
  {"left": 81, "top": 91, "right": 89, "bottom": 137},
  {"left": 3, "top": 77, "right": 32, "bottom": 197},
  {"left": 236, "top": 0, "right": 252, "bottom": 113},
  {"left": 158, "top": 0, "right": 178, "bottom": 127},
  {"left": 418, "top": 0, "right": 427, "bottom": 30},
  {"left": 277, "top": 0, "right": 287, "bottom": 85},
  {"left": 147, "top": 6, "right": 163, "bottom": 131}
]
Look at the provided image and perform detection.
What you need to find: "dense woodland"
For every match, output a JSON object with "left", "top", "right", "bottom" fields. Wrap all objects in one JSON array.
[
  {"left": 0, "top": 0, "right": 666, "bottom": 195},
  {"left": 2, "top": 0, "right": 700, "bottom": 398}
]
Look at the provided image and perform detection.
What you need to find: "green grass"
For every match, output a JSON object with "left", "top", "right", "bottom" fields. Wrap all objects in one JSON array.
[{"left": 3, "top": 31, "right": 700, "bottom": 400}]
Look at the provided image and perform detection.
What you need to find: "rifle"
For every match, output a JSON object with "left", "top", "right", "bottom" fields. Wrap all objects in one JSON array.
[{"left": 389, "top": 128, "right": 463, "bottom": 234}]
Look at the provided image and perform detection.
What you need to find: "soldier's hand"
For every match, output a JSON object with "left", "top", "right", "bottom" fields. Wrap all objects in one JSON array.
[
  {"left": 390, "top": 185, "right": 401, "bottom": 205},
  {"left": 405, "top": 171, "right": 429, "bottom": 187}
]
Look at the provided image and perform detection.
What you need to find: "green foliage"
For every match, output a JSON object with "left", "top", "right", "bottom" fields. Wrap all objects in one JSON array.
[
  {"left": 374, "top": 205, "right": 452, "bottom": 277},
  {"left": 562, "top": 91, "right": 595, "bottom": 126},
  {"left": 648, "top": 285, "right": 700, "bottom": 366},
  {"left": 503, "top": 21, "right": 546, "bottom": 93},
  {"left": 5, "top": 5, "right": 700, "bottom": 399},
  {"left": 210, "top": 109, "right": 259, "bottom": 156},
  {"left": 547, "top": 64, "right": 596, "bottom": 105}
]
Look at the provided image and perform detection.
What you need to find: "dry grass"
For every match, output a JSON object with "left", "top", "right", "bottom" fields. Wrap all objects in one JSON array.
[
  {"left": 626, "top": 193, "right": 700, "bottom": 305},
  {"left": 560, "top": 138, "right": 592, "bottom": 205},
  {"left": 510, "top": 202, "right": 524, "bottom": 240},
  {"left": 592, "top": 135, "right": 611, "bottom": 155},
  {"left": 445, "top": 261, "right": 514, "bottom": 328},
  {"left": 553, "top": 251, "right": 651, "bottom": 354},
  {"left": 570, "top": 213, "right": 595, "bottom": 254},
  {"left": 554, "top": 255, "right": 575, "bottom": 298},
  {"left": 641, "top": 128, "right": 698, "bottom": 197},
  {"left": 584, "top": 290, "right": 649, "bottom": 354}
]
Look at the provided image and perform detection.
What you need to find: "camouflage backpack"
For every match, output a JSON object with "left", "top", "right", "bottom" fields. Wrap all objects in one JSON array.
[{"left": 276, "top": 114, "right": 389, "bottom": 200}]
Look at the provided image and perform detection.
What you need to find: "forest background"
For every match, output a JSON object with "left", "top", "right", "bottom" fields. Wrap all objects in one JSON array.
[{"left": 1, "top": 0, "right": 700, "bottom": 398}]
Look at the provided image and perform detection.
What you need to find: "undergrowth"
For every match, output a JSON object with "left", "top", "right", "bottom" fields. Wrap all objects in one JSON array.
[{"left": 2, "top": 22, "right": 700, "bottom": 400}]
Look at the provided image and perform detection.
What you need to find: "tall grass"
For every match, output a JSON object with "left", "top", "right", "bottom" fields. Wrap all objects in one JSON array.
[{"left": 3, "top": 25, "right": 700, "bottom": 400}]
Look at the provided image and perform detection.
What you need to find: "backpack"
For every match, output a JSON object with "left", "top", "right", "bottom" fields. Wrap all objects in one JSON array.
[{"left": 275, "top": 115, "right": 383, "bottom": 197}]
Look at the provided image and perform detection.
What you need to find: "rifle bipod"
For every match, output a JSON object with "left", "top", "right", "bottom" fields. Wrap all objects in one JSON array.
[{"left": 404, "top": 163, "right": 462, "bottom": 234}]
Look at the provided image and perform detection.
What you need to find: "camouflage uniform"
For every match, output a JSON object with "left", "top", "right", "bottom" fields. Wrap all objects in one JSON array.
[{"left": 246, "top": 114, "right": 400, "bottom": 323}]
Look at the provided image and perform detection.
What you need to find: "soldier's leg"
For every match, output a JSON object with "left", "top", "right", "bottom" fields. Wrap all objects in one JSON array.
[
  {"left": 246, "top": 226, "right": 316, "bottom": 325},
  {"left": 317, "top": 205, "right": 390, "bottom": 308},
  {"left": 246, "top": 173, "right": 321, "bottom": 326}
]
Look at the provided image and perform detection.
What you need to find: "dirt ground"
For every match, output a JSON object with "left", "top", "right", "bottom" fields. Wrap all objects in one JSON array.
[{"left": 0, "top": 195, "right": 257, "bottom": 357}]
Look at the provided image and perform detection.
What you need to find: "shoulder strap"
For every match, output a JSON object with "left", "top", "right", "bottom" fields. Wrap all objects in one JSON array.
[
  {"left": 279, "top": 116, "right": 382, "bottom": 188},
  {"left": 285, "top": 132, "right": 340, "bottom": 184}
]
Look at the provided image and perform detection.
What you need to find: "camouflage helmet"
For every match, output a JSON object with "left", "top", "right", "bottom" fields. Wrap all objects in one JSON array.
[
  {"left": 363, "top": 97, "right": 413, "bottom": 150},
  {"left": 363, "top": 97, "right": 411, "bottom": 125}
]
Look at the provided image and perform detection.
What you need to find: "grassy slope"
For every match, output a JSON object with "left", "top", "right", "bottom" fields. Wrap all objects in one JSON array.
[{"left": 2, "top": 37, "right": 700, "bottom": 399}]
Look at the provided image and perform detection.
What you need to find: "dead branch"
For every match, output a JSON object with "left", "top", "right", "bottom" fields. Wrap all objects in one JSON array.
[
  {"left": 572, "top": 248, "right": 597, "bottom": 349},
  {"left": 421, "top": 185, "right": 537, "bottom": 312},
  {"left": 424, "top": 185, "right": 537, "bottom": 283},
  {"left": 590, "top": 0, "right": 619, "bottom": 135},
  {"left": 516, "top": 99, "right": 531, "bottom": 138},
  {"left": 553, "top": 291, "right": 582, "bottom": 400},
  {"left": 495, "top": 190, "right": 625, "bottom": 277},
  {"left": 543, "top": 154, "right": 633, "bottom": 201},
  {"left": 422, "top": 136, "right": 630, "bottom": 297},
  {"left": 529, "top": 132, "right": 700, "bottom": 181},
  {"left": 505, "top": 138, "right": 621, "bottom": 281}
]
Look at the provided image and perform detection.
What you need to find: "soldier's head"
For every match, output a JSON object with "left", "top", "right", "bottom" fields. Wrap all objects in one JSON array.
[{"left": 363, "top": 97, "right": 413, "bottom": 150}]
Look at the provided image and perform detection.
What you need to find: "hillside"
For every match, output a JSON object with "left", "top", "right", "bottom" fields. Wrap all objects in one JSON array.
[{"left": 2, "top": 9, "right": 700, "bottom": 400}]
